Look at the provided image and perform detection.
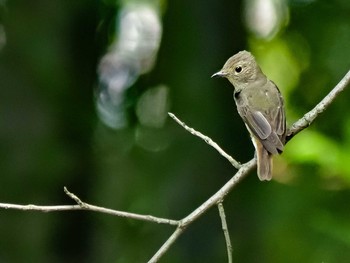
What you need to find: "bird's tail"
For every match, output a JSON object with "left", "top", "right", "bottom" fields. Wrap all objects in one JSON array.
[{"left": 254, "top": 138, "right": 273, "bottom": 181}]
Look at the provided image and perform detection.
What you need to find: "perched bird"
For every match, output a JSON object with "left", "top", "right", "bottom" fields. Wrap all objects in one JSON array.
[{"left": 212, "top": 50, "right": 286, "bottom": 181}]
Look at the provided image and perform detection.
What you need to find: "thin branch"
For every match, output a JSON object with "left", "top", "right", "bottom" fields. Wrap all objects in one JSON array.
[
  {"left": 64, "top": 187, "right": 87, "bottom": 207},
  {"left": 0, "top": 203, "right": 82, "bottom": 212},
  {"left": 0, "top": 187, "right": 179, "bottom": 226},
  {"left": 218, "top": 202, "right": 233, "bottom": 263},
  {"left": 182, "top": 159, "right": 256, "bottom": 226},
  {"left": 148, "top": 227, "right": 185, "bottom": 263},
  {"left": 148, "top": 158, "right": 256, "bottom": 262},
  {"left": 286, "top": 69, "right": 350, "bottom": 141},
  {"left": 168, "top": 112, "right": 241, "bottom": 169}
]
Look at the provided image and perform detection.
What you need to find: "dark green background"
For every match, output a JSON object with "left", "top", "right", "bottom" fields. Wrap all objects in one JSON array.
[{"left": 1, "top": 0, "right": 350, "bottom": 262}]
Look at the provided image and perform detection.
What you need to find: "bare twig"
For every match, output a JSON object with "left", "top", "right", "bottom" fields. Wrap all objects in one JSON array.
[
  {"left": 148, "top": 158, "right": 256, "bottom": 262},
  {"left": 218, "top": 202, "right": 233, "bottom": 263},
  {"left": 64, "top": 187, "right": 87, "bottom": 207},
  {"left": 286, "top": 69, "right": 350, "bottom": 141},
  {"left": 0, "top": 187, "right": 179, "bottom": 226},
  {"left": 148, "top": 227, "right": 184, "bottom": 263},
  {"left": 168, "top": 112, "right": 241, "bottom": 169}
]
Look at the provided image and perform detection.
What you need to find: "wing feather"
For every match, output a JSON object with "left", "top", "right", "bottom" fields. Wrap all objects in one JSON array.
[{"left": 236, "top": 82, "right": 286, "bottom": 155}]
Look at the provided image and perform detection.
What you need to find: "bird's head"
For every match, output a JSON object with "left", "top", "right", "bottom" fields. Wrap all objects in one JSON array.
[{"left": 212, "top": 50, "right": 262, "bottom": 89}]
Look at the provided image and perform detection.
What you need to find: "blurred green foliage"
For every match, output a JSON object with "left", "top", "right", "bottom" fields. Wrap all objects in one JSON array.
[{"left": 0, "top": 0, "right": 350, "bottom": 262}]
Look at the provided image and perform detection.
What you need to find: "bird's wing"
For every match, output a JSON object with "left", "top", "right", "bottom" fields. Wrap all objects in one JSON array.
[
  {"left": 241, "top": 107, "right": 284, "bottom": 154},
  {"left": 235, "top": 82, "right": 286, "bottom": 154},
  {"left": 249, "top": 111, "right": 271, "bottom": 139},
  {"left": 269, "top": 81, "right": 286, "bottom": 138},
  {"left": 274, "top": 95, "right": 286, "bottom": 138}
]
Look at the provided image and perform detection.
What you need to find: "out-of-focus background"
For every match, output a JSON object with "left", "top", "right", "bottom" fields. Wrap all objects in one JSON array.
[{"left": 1, "top": 0, "right": 350, "bottom": 262}]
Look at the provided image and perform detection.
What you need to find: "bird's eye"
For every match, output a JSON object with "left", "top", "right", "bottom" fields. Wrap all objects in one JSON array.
[{"left": 235, "top": 66, "right": 242, "bottom": 73}]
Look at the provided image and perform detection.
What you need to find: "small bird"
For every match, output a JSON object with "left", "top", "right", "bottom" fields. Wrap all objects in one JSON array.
[{"left": 212, "top": 50, "right": 286, "bottom": 181}]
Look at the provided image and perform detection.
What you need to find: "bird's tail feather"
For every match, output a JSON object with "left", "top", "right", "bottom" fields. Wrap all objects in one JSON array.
[{"left": 254, "top": 138, "right": 273, "bottom": 181}]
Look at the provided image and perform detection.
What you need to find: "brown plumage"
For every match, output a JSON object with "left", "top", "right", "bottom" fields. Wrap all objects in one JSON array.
[{"left": 212, "top": 51, "right": 286, "bottom": 181}]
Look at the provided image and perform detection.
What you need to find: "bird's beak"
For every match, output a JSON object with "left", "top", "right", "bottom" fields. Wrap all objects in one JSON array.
[{"left": 211, "top": 71, "right": 227, "bottom": 78}]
